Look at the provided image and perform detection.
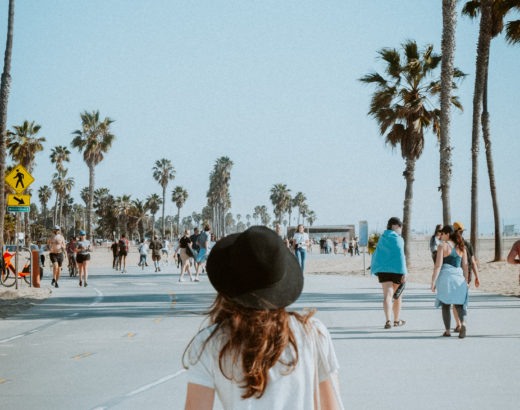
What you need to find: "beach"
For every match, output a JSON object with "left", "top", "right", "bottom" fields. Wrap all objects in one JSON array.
[{"left": 1, "top": 236, "right": 518, "bottom": 319}]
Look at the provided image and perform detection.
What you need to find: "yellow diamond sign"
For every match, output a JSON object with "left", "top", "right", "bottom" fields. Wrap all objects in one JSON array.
[{"left": 5, "top": 164, "right": 34, "bottom": 194}]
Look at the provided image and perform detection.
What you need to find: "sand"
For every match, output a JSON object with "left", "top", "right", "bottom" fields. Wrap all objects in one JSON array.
[{"left": 1, "top": 237, "right": 518, "bottom": 319}]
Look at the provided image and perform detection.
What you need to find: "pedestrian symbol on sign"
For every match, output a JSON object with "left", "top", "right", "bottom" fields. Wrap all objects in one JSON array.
[{"left": 15, "top": 169, "right": 25, "bottom": 189}]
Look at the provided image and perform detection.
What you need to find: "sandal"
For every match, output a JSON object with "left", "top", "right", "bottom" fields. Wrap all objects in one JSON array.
[
  {"left": 384, "top": 320, "right": 391, "bottom": 329},
  {"left": 458, "top": 325, "right": 466, "bottom": 339},
  {"left": 442, "top": 331, "right": 451, "bottom": 337},
  {"left": 393, "top": 320, "right": 406, "bottom": 327},
  {"left": 453, "top": 325, "right": 461, "bottom": 333}
]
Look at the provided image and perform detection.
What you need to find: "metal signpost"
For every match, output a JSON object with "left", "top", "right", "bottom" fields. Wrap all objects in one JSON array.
[
  {"left": 5, "top": 164, "right": 34, "bottom": 289},
  {"left": 359, "top": 220, "right": 368, "bottom": 275}
]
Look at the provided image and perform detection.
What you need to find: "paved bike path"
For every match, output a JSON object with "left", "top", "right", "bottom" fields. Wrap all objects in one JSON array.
[{"left": 0, "top": 264, "right": 519, "bottom": 409}]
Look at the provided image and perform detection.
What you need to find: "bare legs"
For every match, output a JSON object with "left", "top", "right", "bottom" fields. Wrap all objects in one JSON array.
[
  {"left": 78, "top": 261, "right": 88, "bottom": 286},
  {"left": 179, "top": 258, "right": 193, "bottom": 282},
  {"left": 381, "top": 282, "right": 403, "bottom": 323}
]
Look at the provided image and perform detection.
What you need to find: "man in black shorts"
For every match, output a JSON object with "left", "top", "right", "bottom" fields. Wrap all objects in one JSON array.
[
  {"left": 47, "top": 225, "right": 66, "bottom": 288},
  {"left": 118, "top": 234, "right": 129, "bottom": 273}
]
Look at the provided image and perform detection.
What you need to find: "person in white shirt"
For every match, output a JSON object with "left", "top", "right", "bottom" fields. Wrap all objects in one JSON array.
[
  {"left": 293, "top": 224, "right": 310, "bottom": 272},
  {"left": 183, "top": 226, "right": 342, "bottom": 410}
]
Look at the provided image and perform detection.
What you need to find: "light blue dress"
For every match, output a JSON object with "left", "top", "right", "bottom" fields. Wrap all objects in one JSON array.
[{"left": 435, "top": 245, "right": 469, "bottom": 312}]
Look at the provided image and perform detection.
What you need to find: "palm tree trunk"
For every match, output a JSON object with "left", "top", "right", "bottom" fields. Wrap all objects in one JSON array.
[
  {"left": 439, "top": 0, "right": 457, "bottom": 225},
  {"left": 481, "top": 65, "right": 502, "bottom": 261},
  {"left": 53, "top": 194, "right": 58, "bottom": 226},
  {"left": 88, "top": 163, "right": 95, "bottom": 242},
  {"left": 58, "top": 194, "right": 63, "bottom": 227},
  {"left": 161, "top": 186, "right": 166, "bottom": 238},
  {"left": 176, "top": 206, "right": 181, "bottom": 236},
  {"left": 402, "top": 158, "right": 415, "bottom": 266},
  {"left": 470, "top": 0, "right": 493, "bottom": 257},
  {"left": 0, "top": 0, "right": 15, "bottom": 249}
]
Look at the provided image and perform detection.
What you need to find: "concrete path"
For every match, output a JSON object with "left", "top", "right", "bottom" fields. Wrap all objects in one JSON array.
[{"left": 0, "top": 259, "right": 519, "bottom": 409}]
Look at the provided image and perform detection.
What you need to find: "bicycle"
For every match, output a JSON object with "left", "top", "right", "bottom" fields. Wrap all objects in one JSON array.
[{"left": 0, "top": 247, "right": 32, "bottom": 287}]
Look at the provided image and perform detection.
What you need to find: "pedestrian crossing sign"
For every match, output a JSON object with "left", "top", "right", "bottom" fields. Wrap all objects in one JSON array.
[{"left": 5, "top": 164, "right": 34, "bottom": 194}]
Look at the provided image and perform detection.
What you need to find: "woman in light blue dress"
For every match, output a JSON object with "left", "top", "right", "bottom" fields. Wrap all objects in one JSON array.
[{"left": 431, "top": 225, "right": 469, "bottom": 338}]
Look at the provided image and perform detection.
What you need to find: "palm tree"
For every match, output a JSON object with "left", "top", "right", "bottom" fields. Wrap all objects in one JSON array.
[
  {"left": 38, "top": 185, "right": 52, "bottom": 229},
  {"left": 7, "top": 120, "right": 46, "bottom": 244},
  {"left": 0, "top": 0, "right": 15, "bottom": 248},
  {"left": 206, "top": 157, "right": 233, "bottom": 238},
  {"left": 51, "top": 169, "right": 74, "bottom": 227},
  {"left": 172, "top": 186, "right": 188, "bottom": 236},
  {"left": 270, "top": 184, "right": 291, "bottom": 228},
  {"left": 80, "top": 186, "right": 89, "bottom": 206},
  {"left": 462, "top": 0, "right": 520, "bottom": 260},
  {"left": 50, "top": 145, "right": 70, "bottom": 174},
  {"left": 292, "top": 192, "right": 307, "bottom": 225},
  {"left": 439, "top": 0, "right": 458, "bottom": 225},
  {"left": 246, "top": 214, "right": 251, "bottom": 228},
  {"left": 145, "top": 193, "right": 162, "bottom": 237},
  {"left": 115, "top": 195, "right": 132, "bottom": 236},
  {"left": 306, "top": 210, "right": 316, "bottom": 228},
  {"left": 360, "top": 40, "right": 464, "bottom": 262},
  {"left": 71, "top": 110, "right": 115, "bottom": 241},
  {"left": 129, "top": 199, "right": 148, "bottom": 241},
  {"left": 152, "top": 158, "right": 175, "bottom": 238}
]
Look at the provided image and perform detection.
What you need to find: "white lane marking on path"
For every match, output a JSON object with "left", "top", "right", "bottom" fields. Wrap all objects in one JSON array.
[
  {"left": 0, "top": 288, "right": 104, "bottom": 344},
  {"left": 90, "top": 369, "right": 186, "bottom": 410}
]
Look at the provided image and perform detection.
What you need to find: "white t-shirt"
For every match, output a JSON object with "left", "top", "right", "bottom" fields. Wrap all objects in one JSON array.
[
  {"left": 138, "top": 243, "right": 149, "bottom": 255},
  {"left": 293, "top": 232, "right": 309, "bottom": 248},
  {"left": 186, "top": 317, "right": 339, "bottom": 410}
]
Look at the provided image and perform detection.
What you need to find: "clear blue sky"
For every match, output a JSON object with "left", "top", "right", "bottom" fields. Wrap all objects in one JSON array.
[{"left": 1, "top": 0, "right": 519, "bottom": 234}]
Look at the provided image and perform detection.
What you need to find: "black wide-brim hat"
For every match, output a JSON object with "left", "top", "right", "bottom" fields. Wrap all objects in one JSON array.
[{"left": 206, "top": 225, "right": 304, "bottom": 310}]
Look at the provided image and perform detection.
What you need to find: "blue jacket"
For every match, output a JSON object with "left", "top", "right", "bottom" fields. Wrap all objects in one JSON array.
[{"left": 371, "top": 230, "right": 407, "bottom": 276}]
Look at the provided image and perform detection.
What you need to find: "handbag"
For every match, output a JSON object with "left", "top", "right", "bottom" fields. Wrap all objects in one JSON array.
[{"left": 312, "top": 324, "right": 345, "bottom": 410}]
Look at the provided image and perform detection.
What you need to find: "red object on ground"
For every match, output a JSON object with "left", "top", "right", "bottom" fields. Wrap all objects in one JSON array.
[{"left": 32, "top": 250, "right": 40, "bottom": 288}]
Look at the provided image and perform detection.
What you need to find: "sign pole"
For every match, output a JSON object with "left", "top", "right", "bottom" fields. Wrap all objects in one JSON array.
[
  {"left": 14, "top": 212, "right": 19, "bottom": 290},
  {"left": 363, "top": 246, "right": 366, "bottom": 276}
]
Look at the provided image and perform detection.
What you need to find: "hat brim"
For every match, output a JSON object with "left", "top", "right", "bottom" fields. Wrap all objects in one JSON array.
[{"left": 207, "top": 233, "right": 304, "bottom": 310}]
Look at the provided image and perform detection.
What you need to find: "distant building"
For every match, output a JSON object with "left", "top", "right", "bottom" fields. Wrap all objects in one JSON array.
[{"left": 287, "top": 225, "right": 355, "bottom": 240}]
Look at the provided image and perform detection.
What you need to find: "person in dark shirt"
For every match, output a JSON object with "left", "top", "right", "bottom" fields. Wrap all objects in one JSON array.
[
  {"left": 190, "top": 227, "right": 201, "bottom": 259},
  {"left": 111, "top": 240, "right": 120, "bottom": 270}
]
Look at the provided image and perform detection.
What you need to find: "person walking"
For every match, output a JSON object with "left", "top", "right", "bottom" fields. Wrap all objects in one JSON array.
[
  {"left": 76, "top": 231, "right": 91, "bottom": 287},
  {"left": 161, "top": 238, "right": 171, "bottom": 266},
  {"left": 118, "top": 234, "right": 129, "bottom": 273},
  {"left": 371, "top": 217, "right": 407, "bottom": 329},
  {"left": 66, "top": 236, "right": 78, "bottom": 277},
  {"left": 507, "top": 239, "right": 520, "bottom": 285},
  {"left": 452, "top": 222, "right": 480, "bottom": 333},
  {"left": 183, "top": 226, "right": 343, "bottom": 410},
  {"left": 342, "top": 237, "right": 348, "bottom": 256},
  {"left": 138, "top": 240, "right": 149, "bottom": 269},
  {"left": 149, "top": 236, "right": 163, "bottom": 272},
  {"left": 175, "top": 229, "right": 194, "bottom": 282},
  {"left": 110, "top": 240, "right": 120, "bottom": 270},
  {"left": 431, "top": 225, "right": 469, "bottom": 338},
  {"left": 354, "top": 238, "right": 360, "bottom": 256},
  {"left": 47, "top": 225, "right": 66, "bottom": 288},
  {"left": 293, "top": 224, "right": 309, "bottom": 273},
  {"left": 194, "top": 225, "right": 211, "bottom": 281},
  {"left": 430, "top": 225, "right": 443, "bottom": 263},
  {"left": 190, "top": 227, "right": 201, "bottom": 263}
]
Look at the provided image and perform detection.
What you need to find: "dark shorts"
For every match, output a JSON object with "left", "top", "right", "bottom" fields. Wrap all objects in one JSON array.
[
  {"left": 49, "top": 252, "right": 64, "bottom": 267},
  {"left": 152, "top": 254, "right": 161, "bottom": 261},
  {"left": 77, "top": 253, "right": 90, "bottom": 264},
  {"left": 119, "top": 250, "right": 128, "bottom": 257},
  {"left": 378, "top": 272, "right": 404, "bottom": 284}
]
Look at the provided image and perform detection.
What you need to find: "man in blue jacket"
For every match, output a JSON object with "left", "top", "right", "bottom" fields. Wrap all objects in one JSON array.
[{"left": 371, "top": 217, "right": 407, "bottom": 329}]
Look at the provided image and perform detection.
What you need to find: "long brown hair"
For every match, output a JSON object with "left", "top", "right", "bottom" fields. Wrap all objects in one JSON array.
[
  {"left": 441, "top": 225, "right": 465, "bottom": 251},
  {"left": 183, "top": 294, "right": 314, "bottom": 399}
]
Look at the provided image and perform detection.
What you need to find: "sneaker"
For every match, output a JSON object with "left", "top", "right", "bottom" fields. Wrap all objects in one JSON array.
[
  {"left": 84, "top": 282, "right": 87, "bottom": 287},
  {"left": 194, "top": 278, "right": 200, "bottom": 282},
  {"left": 55, "top": 282, "right": 59, "bottom": 288},
  {"left": 79, "top": 281, "right": 82, "bottom": 287},
  {"left": 51, "top": 279, "right": 55, "bottom": 286},
  {"left": 158, "top": 267, "right": 161, "bottom": 272},
  {"left": 178, "top": 278, "right": 185, "bottom": 282}
]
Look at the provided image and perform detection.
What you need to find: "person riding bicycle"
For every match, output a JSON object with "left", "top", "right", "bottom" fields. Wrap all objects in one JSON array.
[{"left": 66, "top": 236, "right": 78, "bottom": 277}]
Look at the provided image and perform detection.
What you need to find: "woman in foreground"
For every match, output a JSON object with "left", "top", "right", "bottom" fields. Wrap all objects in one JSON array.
[
  {"left": 431, "top": 225, "right": 469, "bottom": 338},
  {"left": 183, "top": 226, "right": 343, "bottom": 410}
]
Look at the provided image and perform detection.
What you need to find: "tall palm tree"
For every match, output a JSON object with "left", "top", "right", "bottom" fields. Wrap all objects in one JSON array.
[
  {"left": 270, "top": 184, "right": 291, "bottom": 227},
  {"left": 80, "top": 186, "right": 89, "bottom": 206},
  {"left": 152, "top": 158, "right": 175, "bottom": 238},
  {"left": 172, "top": 186, "right": 188, "bottom": 236},
  {"left": 439, "top": 0, "right": 458, "bottom": 225},
  {"left": 0, "top": 0, "right": 15, "bottom": 248},
  {"left": 115, "top": 194, "right": 132, "bottom": 236},
  {"left": 463, "top": 0, "right": 519, "bottom": 260},
  {"left": 292, "top": 192, "right": 307, "bottom": 225},
  {"left": 146, "top": 193, "right": 162, "bottom": 237},
  {"left": 51, "top": 169, "right": 74, "bottom": 227},
  {"left": 7, "top": 120, "right": 46, "bottom": 245},
  {"left": 360, "top": 40, "right": 464, "bottom": 262},
  {"left": 71, "top": 110, "right": 115, "bottom": 241},
  {"left": 128, "top": 199, "right": 148, "bottom": 241},
  {"left": 207, "top": 157, "right": 233, "bottom": 238},
  {"left": 38, "top": 185, "right": 52, "bottom": 229},
  {"left": 50, "top": 145, "right": 70, "bottom": 173},
  {"left": 306, "top": 210, "right": 316, "bottom": 228},
  {"left": 246, "top": 214, "right": 251, "bottom": 228}
]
